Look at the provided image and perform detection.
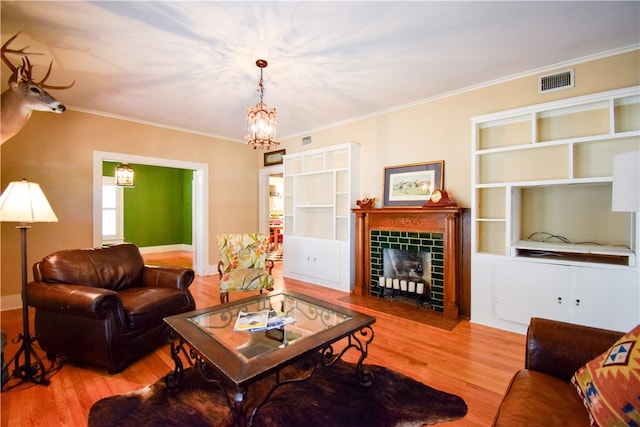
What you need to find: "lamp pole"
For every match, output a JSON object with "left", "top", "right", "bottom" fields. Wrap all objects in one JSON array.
[
  {"left": 0, "top": 180, "right": 58, "bottom": 390},
  {"left": 2, "top": 225, "right": 49, "bottom": 388}
]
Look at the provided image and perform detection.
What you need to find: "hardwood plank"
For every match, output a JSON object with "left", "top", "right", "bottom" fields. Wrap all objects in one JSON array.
[
  {"left": 337, "top": 293, "right": 461, "bottom": 330},
  {"left": 0, "top": 251, "right": 525, "bottom": 427}
]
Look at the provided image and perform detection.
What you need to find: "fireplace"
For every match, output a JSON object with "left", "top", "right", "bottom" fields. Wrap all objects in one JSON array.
[
  {"left": 352, "top": 207, "right": 466, "bottom": 320},
  {"left": 373, "top": 236, "right": 440, "bottom": 311}
]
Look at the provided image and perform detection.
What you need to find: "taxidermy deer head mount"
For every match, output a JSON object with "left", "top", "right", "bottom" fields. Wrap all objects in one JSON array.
[{"left": 1, "top": 32, "right": 75, "bottom": 144}]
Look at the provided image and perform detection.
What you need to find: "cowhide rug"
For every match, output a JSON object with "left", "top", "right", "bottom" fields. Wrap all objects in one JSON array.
[{"left": 89, "top": 359, "right": 467, "bottom": 427}]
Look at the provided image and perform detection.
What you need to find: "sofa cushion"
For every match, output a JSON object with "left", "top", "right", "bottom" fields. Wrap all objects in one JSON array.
[
  {"left": 571, "top": 324, "right": 640, "bottom": 427},
  {"left": 493, "top": 370, "right": 590, "bottom": 427},
  {"left": 38, "top": 244, "right": 144, "bottom": 291},
  {"left": 120, "top": 287, "right": 191, "bottom": 330}
]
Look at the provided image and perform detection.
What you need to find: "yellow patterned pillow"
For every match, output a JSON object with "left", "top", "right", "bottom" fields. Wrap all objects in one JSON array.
[{"left": 571, "top": 324, "right": 640, "bottom": 427}]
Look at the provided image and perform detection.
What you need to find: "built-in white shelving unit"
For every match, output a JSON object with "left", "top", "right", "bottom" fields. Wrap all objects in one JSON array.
[
  {"left": 282, "top": 142, "right": 360, "bottom": 292},
  {"left": 471, "top": 86, "right": 640, "bottom": 334}
]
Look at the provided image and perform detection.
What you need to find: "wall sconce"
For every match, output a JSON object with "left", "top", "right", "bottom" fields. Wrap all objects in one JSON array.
[
  {"left": 115, "top": 163, "right": 135, "bottom": 187},
  {"left": 612, "top": 151, "right": 640, "bottom": 212}
]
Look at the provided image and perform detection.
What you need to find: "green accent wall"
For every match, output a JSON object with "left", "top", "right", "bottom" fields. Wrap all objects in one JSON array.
[{"left": 103, "top": 162, "right": 193, "bottom": 247}]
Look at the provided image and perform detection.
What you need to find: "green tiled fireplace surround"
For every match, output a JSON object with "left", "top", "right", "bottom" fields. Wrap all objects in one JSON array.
[{"left": 370, "top": 230, "right": 444, "bottom": 312}]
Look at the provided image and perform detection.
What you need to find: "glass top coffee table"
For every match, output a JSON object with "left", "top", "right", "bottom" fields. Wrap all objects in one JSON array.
[{"left": 163, "top": 290, "right": 375, "bottom": 427}]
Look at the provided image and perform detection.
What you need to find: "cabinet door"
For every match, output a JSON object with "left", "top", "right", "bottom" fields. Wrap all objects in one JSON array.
[
  {"left": 285, "top": 237, "right": 310, "bottom": 277},
  {"left": 305, "top": 239, "right": 340, "bottom": 284},
  {"left": 285, "top": 237, "right": 340, "bottom": 284},
  {"left": 570, "top": 267, "right": 640, "bottom": 332},
  {"left": 495, "top": 260, "right": 571, "bottom": 325}
]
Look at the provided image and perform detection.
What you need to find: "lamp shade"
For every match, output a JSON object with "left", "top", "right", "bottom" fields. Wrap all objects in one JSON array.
[
  {"left": 0, "top": 180, "right": 59, "bottom": 223},
  {"left": 612, "top": 151, "right": 640, "bottom": 212}
]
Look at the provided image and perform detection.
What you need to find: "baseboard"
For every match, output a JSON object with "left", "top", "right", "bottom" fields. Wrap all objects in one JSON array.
[
  {"left": 202, "top": 264, "right": 218, "bottom": 277},
  {"left": 1, "top": 294, "right": 22, "bottom": 312},
  {"left": 137, "top": 244, "right": 193, "bottom": 254}
]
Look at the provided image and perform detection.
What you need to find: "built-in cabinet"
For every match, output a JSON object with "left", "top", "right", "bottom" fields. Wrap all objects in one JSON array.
[
  {"left": 471, "top": 86, "right": 640, "bottom": 334},
  {"left": 282, "top": 143, "right": 360, "bottom": 292},
  {"left": 494, "top": 259, "right": 639, "bottom": 332}
]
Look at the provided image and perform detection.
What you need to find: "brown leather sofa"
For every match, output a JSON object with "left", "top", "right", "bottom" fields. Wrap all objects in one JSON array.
[
  {"left": 493, "top": 317, "right": 624, "bottom": 426},
  {"left": 28, "top": 244, "right": 196, "bottom": 374}
]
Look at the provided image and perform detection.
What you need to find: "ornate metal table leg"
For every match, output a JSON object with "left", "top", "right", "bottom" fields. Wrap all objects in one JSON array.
[
  {"left": 233, "top": 387, "right": 248, "bottom": 427},
  {"left": 353, "top": 325, "right": 375, "bottom": 387},
  {"left": 248, "top": 357, "right": 317, "bottom": 427},
  {"left": 165, "top": 339, "right": 186, "bottom": 388},
  {"left": 319, "top": 325, "right": 375, "bottom": 387}
]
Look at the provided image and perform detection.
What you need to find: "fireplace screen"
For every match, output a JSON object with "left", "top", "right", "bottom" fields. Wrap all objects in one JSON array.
[{"left": 383, "top": 248, "right": 431, "bottom": 285}]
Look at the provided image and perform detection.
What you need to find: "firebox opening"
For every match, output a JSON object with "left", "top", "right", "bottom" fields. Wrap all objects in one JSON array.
[
  {"left": 370, "top": 230, "right": 445, "bottom": 312},
  {"left": 380, "top": 248, "right": 433, "bottom": 308},
  {"left": 383, "top": 249, "right": 431, "bottom": 284}
]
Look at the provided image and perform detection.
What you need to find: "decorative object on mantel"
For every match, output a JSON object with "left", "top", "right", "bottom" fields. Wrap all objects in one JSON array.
[
  {"left": 88, "top": 359, "right": 467, "bottom": 427},
  {"left": 422, "top": 190, "right": 457, "bottom": 208},
  {"left": 356, "top": 196, "right": 376, "bottom": 209},
  {"left": 245, "top": 59, "right": 279, "bottom": 150},
  {"left": 383, "top": 161, "right": 444, "bottom": 206}
]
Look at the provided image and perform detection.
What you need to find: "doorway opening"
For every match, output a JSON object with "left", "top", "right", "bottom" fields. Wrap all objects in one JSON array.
[
  {"left": 93, "top": 151, "right": 209, "bottom": 276},
  {"left": 259, "top": 165, "right": 284, "bottom": 262}
]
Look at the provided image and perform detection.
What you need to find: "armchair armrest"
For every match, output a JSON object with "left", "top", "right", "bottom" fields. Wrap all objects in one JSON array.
[
  {"left": 28, "top": 281, "right": 121, "bottom": 319},
  {"left": 526, "top": 317, "right": 624, "bottom": 382},
  {"left": 142, "top": 266, "right": 195, "bottom": 291}
]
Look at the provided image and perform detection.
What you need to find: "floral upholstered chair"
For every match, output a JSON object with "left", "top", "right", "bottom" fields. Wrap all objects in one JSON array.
[{"left": 217, "top": 233, "right": 275, "bottom": 304}]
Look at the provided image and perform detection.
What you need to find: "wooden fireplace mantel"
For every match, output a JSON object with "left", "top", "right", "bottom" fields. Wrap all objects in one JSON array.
[{"left": 352, "top": 207, "right": 465, "bottom": 320}]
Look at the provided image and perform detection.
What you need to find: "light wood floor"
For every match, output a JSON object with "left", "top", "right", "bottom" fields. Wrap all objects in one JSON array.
[{"left": 1, "top": 251, "right": 525, "bottom": 426}]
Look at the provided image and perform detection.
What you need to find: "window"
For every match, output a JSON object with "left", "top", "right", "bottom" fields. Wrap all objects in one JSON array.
[{"left": 102, "top": 176, "right": 124, "bottom": 245}]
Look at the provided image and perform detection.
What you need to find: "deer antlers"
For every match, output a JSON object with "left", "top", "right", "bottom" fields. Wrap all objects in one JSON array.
[
  {"left": 1, "top": 32, "right": 75, "bottom": 144},
  {"left": 1, "top": 31, "right": 75, "bottom": 89}
]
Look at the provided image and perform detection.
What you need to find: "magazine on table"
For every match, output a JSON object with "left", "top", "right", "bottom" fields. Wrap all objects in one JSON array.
[{"left": 234, "top": 309, "right": 296, "bottom": 332}]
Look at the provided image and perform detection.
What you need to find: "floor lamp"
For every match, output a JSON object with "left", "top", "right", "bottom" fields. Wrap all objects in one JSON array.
[{"left": 0, "top": 180, "right": 58, "bottom": 388}]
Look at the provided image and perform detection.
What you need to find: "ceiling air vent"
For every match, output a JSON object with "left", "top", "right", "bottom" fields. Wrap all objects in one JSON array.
[{"left": 539, "top": 69, "right": 574, "bottom": 93}]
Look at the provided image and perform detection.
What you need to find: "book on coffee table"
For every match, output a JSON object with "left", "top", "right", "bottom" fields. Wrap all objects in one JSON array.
[
  {"left": 234, "top": 309, "right": 295, "bottom": 332},
  {"left": 234, "top": 310, "right": 269, "bottom": 331}
]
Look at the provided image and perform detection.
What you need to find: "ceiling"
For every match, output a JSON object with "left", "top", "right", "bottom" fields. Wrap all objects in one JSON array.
[{"left": 1, "top": 1, "right": 639, "bottom": 144}]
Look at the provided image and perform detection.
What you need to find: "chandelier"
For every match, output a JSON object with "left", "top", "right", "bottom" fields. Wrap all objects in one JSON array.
[{"left": 245, "top": 59, "right": 279, "bottom": 150}]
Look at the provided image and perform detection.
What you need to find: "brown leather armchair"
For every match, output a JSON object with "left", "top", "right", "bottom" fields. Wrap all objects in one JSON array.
[
  {"left": 28, "top": 244, "right": 195, "bottom": 374},
  {"left": 493, "top": 318, "right": 624, "bottom": 426}
]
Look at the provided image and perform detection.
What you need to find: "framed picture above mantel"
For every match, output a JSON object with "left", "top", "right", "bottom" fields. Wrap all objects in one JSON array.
[{"left": 383, "top": 161, "right": 444, "bottom": 206}]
